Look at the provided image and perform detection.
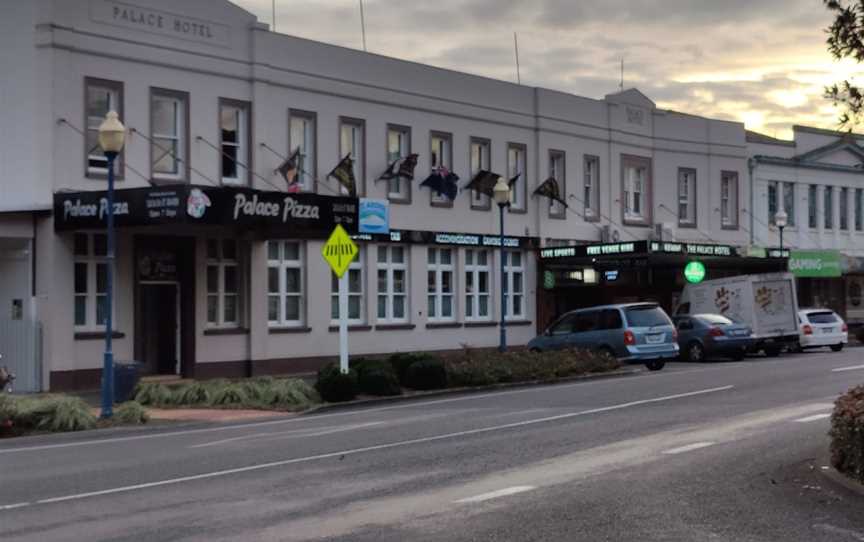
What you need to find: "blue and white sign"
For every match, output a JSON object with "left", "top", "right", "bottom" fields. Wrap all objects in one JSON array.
[{"left": 359, "top": 198, "right": 390, "bottom": 234}]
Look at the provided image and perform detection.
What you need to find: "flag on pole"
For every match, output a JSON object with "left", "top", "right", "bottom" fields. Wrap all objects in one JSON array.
[
  {"left": 464, "top": 170, "right": 499, "bottom": 197},
  {"left": 377, "top": 153, "right": 419, "bottom": 182},
  {"left": 420, "top": 166, "right": 459, "bottom": 200},
  {"left": 276, "top": 147, "right": 301, "bottom": 192},
  {"left": 328, "top": 154, "right": 357, "bottom": 197},
  {"left": 533, "top": 176, "right": 568, "bottom": 208}
]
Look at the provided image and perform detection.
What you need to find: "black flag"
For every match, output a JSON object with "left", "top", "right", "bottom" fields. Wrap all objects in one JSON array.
[
  {"left": 465, "top": 170, "right": 499, "bottom": 198},
  {"left": 421, "top": 166, "right": 459, "bottom": 200},
  {"left": 327, "top": 154, "right": 357, "bottom": 197},
  {"left": 276, "top": 148, "right": 301, "bottom": 193},
  {"left": 533, "top": 177, "right": 568, "bottom": 208},
  {"left": 377, "top": 153, "right": 419, "bottom": 182}
]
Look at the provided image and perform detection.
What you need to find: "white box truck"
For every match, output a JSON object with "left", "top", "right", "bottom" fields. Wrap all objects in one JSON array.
[{"left": 674, "top": 272, "right": 799, "bottom": 356}]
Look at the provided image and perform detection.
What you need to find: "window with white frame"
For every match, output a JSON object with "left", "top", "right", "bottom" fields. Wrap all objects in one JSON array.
[
  {"left": 207, "top": 239, "right": 241, "bottom": 327},
  {"left": 678, "top": 168, "right": 696, "bottom": 226},
  {"left": 73, "top": 233, "right": 110, "bottom": 330},
  {"left": 809, "top": 184, "right": 818, "bottom": 229},
  {"left": 427, "top": 248, "right": 455, "bottom": 321},
  {"left": 219, "top": 101, "right": 249, "bottom": 185},
  {"left": 623, "top": 156, "right": 650, "bottom": 223},
  {"left": 783, "top": 182, "right": 795, "bottom": 227},
  {"left": 376, "top": 246, "right": 408, "bottom": 323},
  {"left": 825, "top": 186, "right": 834, "bottom": 230},
  {"left": 430, "top": 132, "right": 452, "bottom": 205},
  {"left": 85, "top": 78, "right": 123, "bottom": 176},
  {"left": 339, "top": 118, "right": 364, "bottom": 196},
  {"left": 470, "top": 138, "right": 491, "bottom": 208},
  {"left": 386, "top": 125, "right": 410, "bottom": 201},
  {"left": 504, "top": 251, "right": 525, "bottom": 320},
  {"left": 267, "top": 241, "right": 304, "bottom": 327},
  {"left": 508, "top": 144, "right": 527, "bottom": 210},
  {"left": 465, "top": 249, "right": 491, "bottom": 321},
  {"left": 289, "top": 111, "right": 316, "bottom": 192},
  {"left": 549, "top": 150, "right": 566, "bottom": 217},
  {"left": 331, "top": 248, "right": 364, "bottom": 324},
  {"left": 841, "top": 187, "right": 850, "bottom": 231},
  {"left": 584, "top": 155, "right": 600, "bottom": 219},
  {"left": 151, "top": 90, "right": 187, "bottom": 181},
  {"left": 721, "top": 171, "right": 738, "bottom": 227},
  {"left": 856, "top": 188, "right": 863, "bottom": 231}
]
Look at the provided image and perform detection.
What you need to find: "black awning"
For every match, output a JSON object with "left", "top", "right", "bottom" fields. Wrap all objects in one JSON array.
[{"left": 53, "top": 185, "right": 358, "bottom": 238}]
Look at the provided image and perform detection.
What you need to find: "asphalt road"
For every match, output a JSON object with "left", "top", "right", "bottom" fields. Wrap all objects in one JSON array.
[{"left": 2, "top": 349, "right": 864, "bottom": 541}]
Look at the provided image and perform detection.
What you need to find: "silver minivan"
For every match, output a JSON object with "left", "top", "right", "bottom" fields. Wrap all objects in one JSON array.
[{"left": 527, "top": 303, "right": 678, "bottom": 371}]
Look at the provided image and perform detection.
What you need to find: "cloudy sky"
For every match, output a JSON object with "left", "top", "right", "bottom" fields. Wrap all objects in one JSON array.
[{"left": 234, "top": 0, "right": 862, "bottom": 139}]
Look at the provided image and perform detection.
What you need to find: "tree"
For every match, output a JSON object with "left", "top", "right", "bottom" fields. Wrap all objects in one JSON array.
[{"left": 825, "top": 0, "right": 864, "bottom": 127}]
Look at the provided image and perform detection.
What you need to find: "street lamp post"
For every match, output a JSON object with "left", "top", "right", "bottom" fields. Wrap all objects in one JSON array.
[
  {"left": 492, "top": 177, "right": 511, "bottom": 353},
  {"left": 98, "top": 111, "right": 126, "bottom": 419},
  {"left": 775, "top": 209, "right": 788, "bottom": 255}
]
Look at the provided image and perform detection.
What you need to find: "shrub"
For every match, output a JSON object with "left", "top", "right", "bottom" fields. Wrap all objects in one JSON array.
[
  {"left": 404, "top": 358, "right": 448, "bottom": 390},
  {"left": 176, "top": 382, "right": 212, "bottom": 406},
  {"left": 268, "top": 379, "right": 320, "bottom": 409},
  {"left": 209, "top": 384, "right": 249, "bottom": 407},
  {"left": 315, "top": 364, "right": 358, "bottom": 402},
  {"left": 445, "top": 348, "right": 620, "bottom": 388},
  {"left": 133, "top": 382, "right": 175, "bottom": 407},
  {"left": 114, "top": 401, "right": 149, "bottom": 425},
  {"left": 388, "top": 352, "right": 436, "bottom": 384},
  {"left": 17, "top": 396, "right": 97, "bottom": 432},
  {"left": 0, "top": 394, "right": 17, "bottom": 436},
  {"left": 830, "top": 384, "right": 864, "bottom": 483},
  {"left": 352, "top": 359, "right": 402, "bottom": 396}
]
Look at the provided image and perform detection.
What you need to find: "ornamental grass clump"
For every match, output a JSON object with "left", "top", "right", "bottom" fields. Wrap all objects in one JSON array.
[
  {"left": 114, "top": 401, "right": 149, "bottom": 425},
  {"left": 15, "top": 395, "right": 97, "bottom": 433},
  {"left": 132, "top": 382, "right": 175, "bottom": 407},
  {"left": 830, "top": 384, "right": 864, "bottom": 483},
  {"left": 208, "top": 384, "right": 249, "bottom": 407}
]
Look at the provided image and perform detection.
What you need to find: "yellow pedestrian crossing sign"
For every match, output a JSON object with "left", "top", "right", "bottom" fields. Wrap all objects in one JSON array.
[{"left": 322, "top": 224, "right": 359, "bottom": 278}]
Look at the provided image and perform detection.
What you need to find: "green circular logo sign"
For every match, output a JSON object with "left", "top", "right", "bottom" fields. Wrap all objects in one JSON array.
[
  {"left": 543, "top": 270, "right": 556, "bottom": 290},
  {"left": 684, "top": 261, "right": 706, "bottom": 284}
]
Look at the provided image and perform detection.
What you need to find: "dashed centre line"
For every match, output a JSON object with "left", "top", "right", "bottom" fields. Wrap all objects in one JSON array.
[
  {"left": 832, "top": 364, "right": 864, "bottom": 373},
  {"left": 793, "top": 413, "right": 831, "bottom": 423},
  {"left": 455, "top": 486, "right": 536, "bottom": 503},
  {"left": 663, "top": 442, "right": 716, "bottom": 455}
]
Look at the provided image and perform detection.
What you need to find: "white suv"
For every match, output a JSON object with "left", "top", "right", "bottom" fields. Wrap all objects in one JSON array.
[{"left": 796, "top": 309, "right": 848, "bottom": 352}]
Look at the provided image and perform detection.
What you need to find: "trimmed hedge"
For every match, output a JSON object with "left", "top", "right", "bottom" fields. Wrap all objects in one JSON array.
[
  {"left": 354, "top": 359, "right": 402, "bottom": 396},
  {"left": 405, "top": 358, "right": 448, "bottom": 390},
  {"left": 315, "top": 364, "right": 359, "bottom": 402},
  {"left": 388, "top": 352, "right": 437, "bottom": 385},
  {"left": 445, "top": 348, "right": 620, "bottom": 388},
  {"left": 830, "top": 384, "right": 864, "bottom": 483}
]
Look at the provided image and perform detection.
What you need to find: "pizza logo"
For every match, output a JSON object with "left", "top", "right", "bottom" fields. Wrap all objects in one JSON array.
[{"left": 187, "top": 188, "right": 211, "bottom": 219}]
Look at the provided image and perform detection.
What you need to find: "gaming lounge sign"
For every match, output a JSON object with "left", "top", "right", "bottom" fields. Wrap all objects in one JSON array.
[{"left": 54, "top": 185, "right": 359, "bottom": 237}]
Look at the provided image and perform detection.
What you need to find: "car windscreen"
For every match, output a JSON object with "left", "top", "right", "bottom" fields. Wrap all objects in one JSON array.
[
  {"left": 806, "top": 311, "right": 838, "bottom": 324},
  {"left": 696, "top": 314, "right": 735, "bottom": 326},
  {"left": 624, "top": 306, "right": 670, "bottom": 328}
]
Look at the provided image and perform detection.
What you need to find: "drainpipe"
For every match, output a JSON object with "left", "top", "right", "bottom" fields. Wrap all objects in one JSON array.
[{"left": 748, "top": 157, "right": 756, "bottom": 246}]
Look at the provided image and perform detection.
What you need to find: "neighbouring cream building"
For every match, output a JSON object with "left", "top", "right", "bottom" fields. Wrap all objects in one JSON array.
[{"left": 1, "top": 0, "right": 772, "bottom": 392}]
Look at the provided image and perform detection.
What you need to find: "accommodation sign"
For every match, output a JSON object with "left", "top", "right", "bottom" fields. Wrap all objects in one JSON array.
[
  {"left": 90, "top": 0, "right": 230, "bottom": 47},
  {"left": 54, "top": 185, "right": 358, "bottom": 237}
]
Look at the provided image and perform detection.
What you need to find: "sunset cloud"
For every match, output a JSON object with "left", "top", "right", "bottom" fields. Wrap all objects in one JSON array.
[{"left": 236, "top": 0, "right": 864, "bottom": 139}]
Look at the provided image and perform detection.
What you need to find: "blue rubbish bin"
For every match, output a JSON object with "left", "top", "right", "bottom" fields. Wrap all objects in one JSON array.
[{"left": 114, "top": 361, "right": 141, "bottom": 403}]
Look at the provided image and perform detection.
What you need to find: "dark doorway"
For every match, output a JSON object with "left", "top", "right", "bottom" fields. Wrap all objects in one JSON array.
[{"left": 139, "top": 284, "right": 179, "bottom": 375}]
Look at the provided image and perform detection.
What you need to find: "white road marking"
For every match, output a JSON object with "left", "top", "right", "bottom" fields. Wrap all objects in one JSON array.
[
  {"left": 832, "top": 364, "right": 864, "bottom": 373},
  {"left": 793, "top": 413, "right": 831, "bottom": 423},
  {"left": 454, "top": 486, "right": 536, "bottom": 503},
  {"left": 0, "top": 385, "right": 733, "bottom": 510},
  {"left": 662, "top": 442, "right": 716, "bottom": 455},
  {"left": 813, "top": 523, "right": 864, "bottom": 541},
  {"left": 189, "top": 422, "right": 384, "bottom": 449},
  {"left": 0, "top": 373, "right": 653, "bottom": 455},
  {"left": 0, "top": 502, "right": 31, "bottom": 511}
]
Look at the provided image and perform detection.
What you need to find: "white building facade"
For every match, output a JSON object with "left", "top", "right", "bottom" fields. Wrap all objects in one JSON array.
[{"left": 1, "top": 0, "right": 757, "bottom": 391}]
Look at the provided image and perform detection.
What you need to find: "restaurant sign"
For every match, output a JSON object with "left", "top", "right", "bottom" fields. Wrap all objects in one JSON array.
[{"left": 54, "top": 185, "right": 358, "bottom": 237}]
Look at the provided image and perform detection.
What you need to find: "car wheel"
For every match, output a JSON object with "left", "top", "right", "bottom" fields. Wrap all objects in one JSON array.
[
  {"left": 646, "top": 360, "right": 665, "bottom": 371},
  {"left": 529, "top": 347, "right": 542, "bottom": 354},
  {"left": 596, "top": 346, "right": 616, "bottom": 361},
  {"left": 764, "top": 346, "right": 781, "bottom": 358},
  {"left": 830, "top": 343, "right": 844, "bottom": 352},
  {"left": 686, "top": 342, "right": 705, "bottom": 363},
  {"left": 729, "top": 349, "right": 746, "bottom": 361},
  {"left": 789, "top": 341, "right": 803, "bottom": 354}
]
